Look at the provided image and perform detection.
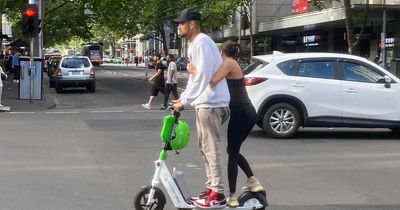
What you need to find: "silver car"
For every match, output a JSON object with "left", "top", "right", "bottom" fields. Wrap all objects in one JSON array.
[{"left": 55, "top": 56, "right": 96, "bottom": 93}]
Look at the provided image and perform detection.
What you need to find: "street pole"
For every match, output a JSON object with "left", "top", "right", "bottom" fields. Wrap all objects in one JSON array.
[
  {"left": 382, "top": 0, "right": 387, "bottom": 68},
  {"left": 29, "top": 0, "right": 34, "bottom": 103}
]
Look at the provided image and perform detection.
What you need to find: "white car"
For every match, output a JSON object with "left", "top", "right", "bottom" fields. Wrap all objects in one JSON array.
[
  {"left": 55, "top": 56, "right": 96, "bottom": 93},
  {"left": 244, "top": 52, "right": 400, "bottom": 138}
]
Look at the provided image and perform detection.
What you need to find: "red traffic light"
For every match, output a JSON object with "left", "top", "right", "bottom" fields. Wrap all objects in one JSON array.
[
  {"left": 23, "top": 8, "right": 37, "bottom": 17},
  {"left": 21, "top": 4, "right": 41, "bottom": 37}
]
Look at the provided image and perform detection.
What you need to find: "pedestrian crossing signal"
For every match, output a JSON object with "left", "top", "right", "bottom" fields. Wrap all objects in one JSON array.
[{"left": 22, "top": 4, "right": 41, "bottom": 38}]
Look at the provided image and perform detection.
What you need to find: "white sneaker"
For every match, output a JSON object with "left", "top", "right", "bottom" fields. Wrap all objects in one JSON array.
[
  {"left": 0, "top": 104, "right": 3, "bottom": 108},
  {"left": 16, "top": 80, "right": 19, "bottom": 83},
  {"left": 142, "top": 103, "right": 151, "bottom": 109}
]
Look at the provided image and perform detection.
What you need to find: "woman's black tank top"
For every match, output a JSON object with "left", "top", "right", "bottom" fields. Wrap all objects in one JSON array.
[{"left": 227, "top": 77, "right": 253, "bottom": 108}]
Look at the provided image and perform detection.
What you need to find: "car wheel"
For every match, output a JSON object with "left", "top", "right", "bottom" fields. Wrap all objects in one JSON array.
[
  {"left": 390, "top": 128, "right": 400, "bottom": 133},
  {"left": 87, "top": 84, "right": 95, "bottom": 93},
  {"left": 256, "top": 120, "right": 263, "bottom": 129},
  {"left": 55, "top": 86, "right": 62, "bottom": 93},
  {"left": 262, "top": 103, "right": 300, "bottom": 138},
  {"left": 49, "top": 80, "right": 55, "bottom": 88}
]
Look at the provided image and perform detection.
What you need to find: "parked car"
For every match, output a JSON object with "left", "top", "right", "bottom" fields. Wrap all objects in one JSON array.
[
  {"left": 47, "top": 55, "right": 62, "bottom": 88},
  {"left": 54, "top": 56, "right": 96, "bottom": 93},
  {"left": 103, "top": 55, "right": 112, "bottom": 63},
  {"left": 245, "top": 51, "right": 400, "bottom": 138},
  {"left": 113, "top": 57, "right": 122, "bottom": 64}
]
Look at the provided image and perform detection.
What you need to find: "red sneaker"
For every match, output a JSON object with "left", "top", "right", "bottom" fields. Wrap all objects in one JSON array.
[
  {"left": 193, "top": 190, "right": 226, "bottom": 209},
  {"left": 189, "top": 188, "right": 211, "bottom": 202}
]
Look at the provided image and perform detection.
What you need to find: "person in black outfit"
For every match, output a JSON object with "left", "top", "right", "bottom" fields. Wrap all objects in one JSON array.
[
  {"left": 142, "top": 53, "right": 165, "bottom": 109},
  {"left": 187, "top": 40, "right": 264, "bottom": 207}
]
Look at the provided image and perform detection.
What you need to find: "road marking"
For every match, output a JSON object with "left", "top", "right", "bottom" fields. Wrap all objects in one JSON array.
[
  {"left": 8, "top": 112, "right": 36, "bottom": 114},
  {"left": 89, "top": 110, "right": 125, "bottom": 113},
  {"left": 45, "top": 111, "right": 80, "bottom": 114}
]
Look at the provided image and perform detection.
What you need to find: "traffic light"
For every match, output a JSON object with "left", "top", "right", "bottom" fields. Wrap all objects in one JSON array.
[{"left": 22, "top": 4, "right": 41, "bottom": 38}]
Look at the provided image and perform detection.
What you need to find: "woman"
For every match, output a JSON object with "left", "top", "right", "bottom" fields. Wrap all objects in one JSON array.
[
  {"left": 187, "top": 40, "right": 264, "bottom": 207},
  {"left": 0, "top": 65, "right": 8, "bottom": 107}
]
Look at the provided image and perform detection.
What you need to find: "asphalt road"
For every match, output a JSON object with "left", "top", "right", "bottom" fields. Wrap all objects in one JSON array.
[{"left": 1, "top": 64, "right": 400, "bottom": 210}]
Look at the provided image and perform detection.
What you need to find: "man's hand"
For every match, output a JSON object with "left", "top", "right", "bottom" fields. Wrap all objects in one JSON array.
[
  {"left": 186, "top": 63, "right": 197, "bottom": 75},
  {"left": 172, "top": 99, "right": 183, "bottom": 112}
]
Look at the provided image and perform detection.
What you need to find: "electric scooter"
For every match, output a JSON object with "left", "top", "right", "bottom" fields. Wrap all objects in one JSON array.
[{"left": 134, "top": 111, "right": 268, "bottom": 210}]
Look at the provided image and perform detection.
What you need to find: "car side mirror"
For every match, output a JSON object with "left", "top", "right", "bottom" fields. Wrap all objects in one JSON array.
[{"left": 384, "top": 75, "right": 391, "bottom": 88}]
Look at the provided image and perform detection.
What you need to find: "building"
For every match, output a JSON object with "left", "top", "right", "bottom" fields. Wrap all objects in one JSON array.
[{"left": 210, "top": 0, "right": 400, "bottom": 70}]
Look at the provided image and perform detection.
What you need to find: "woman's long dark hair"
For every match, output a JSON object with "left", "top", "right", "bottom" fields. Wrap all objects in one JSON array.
[{"left": 220, "top": 40, "right": 241, "bottom": 60}]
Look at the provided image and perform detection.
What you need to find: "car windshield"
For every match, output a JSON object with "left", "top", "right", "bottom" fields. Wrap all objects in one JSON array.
[
  {"left": 243, "top": 60, "right": 267, "bottom": 75},
  {"left": 62, "top": 58, "right": 90, "bottom": 68}
]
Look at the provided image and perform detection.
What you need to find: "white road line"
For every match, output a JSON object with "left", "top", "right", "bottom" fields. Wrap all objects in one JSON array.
[
  {"left": 9, "top": 112, "right": 36, "bottom": 114},
  {"left": 89, "top": 110, "right": 125, "bottom": 113},
  {"left": 45, "top": 111, "right": 81, "bottom": 114}
]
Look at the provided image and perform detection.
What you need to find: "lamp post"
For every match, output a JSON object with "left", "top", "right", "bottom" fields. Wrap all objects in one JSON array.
[{"left": 382, "top": 0, "right": 387, "bottom": 68}]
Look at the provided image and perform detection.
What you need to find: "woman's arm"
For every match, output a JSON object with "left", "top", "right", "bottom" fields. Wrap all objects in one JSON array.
[
  {"left": 209, "top": 61, "right": 231, "bottom": 87},
  {"left": 187, "top": 60, "right": 232, "bottom": 87}
]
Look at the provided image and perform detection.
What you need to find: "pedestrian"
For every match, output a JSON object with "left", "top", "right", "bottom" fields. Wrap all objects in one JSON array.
[
  {"left": 173, "top": 8, "right": 230, "bottom": 209},
  {"left": 0, "top": 53, "right": 5, "bottom": 70},
  {"left": 12, "top": 50, "right": 21, "bottom": 83},
  {"left": 135, "top": 56, "right": 139, "bottom": 67},
  {"left": 126, "top": 55, "right": 130, "bottom": 66},
  {"left": 374, "top": 56, "right": 379, "bottom": 64},
  {"left": 161, "top": 54, "right": 179, "bottom": 110},
  {"left": 187, "top": 40, "right": 264, "bottom": 207},
  {"left": 5, "top": 53, "right": 13, "bottom": 74},
  {"left": 142, "top": 53, "right": 165, "bottom": 109},
  {"left": 0, "top": 65, "right": 8, "bottom": 107}
]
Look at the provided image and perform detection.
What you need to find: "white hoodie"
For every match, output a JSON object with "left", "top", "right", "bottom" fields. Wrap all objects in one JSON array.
[{"left": 180, "top": 33, "right": 230, "bottom": 108}]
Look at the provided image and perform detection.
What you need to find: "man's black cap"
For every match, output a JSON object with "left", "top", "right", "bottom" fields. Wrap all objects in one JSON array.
[{"left": 173, "top": 8, "right": 201, "bottom": 23}]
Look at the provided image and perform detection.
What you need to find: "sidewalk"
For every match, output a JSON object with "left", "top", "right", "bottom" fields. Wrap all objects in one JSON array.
[{"left": 0, "top": 75, "right": 56, "bottom": 112}]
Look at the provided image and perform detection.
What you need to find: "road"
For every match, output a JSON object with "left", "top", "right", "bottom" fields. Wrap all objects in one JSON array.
[{"left": 1, "top": 64, "right": 400, "bottom": 210}]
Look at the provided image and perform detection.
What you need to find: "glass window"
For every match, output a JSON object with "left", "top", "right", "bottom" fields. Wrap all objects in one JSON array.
[
  {"left": 297, "top": 61, "right": 335, "bottom": 79},
  {"left": 277, "top": 60, "right": 297, "bottom": 75},
  {"left": 62, "top": 58, "right": 91, "bottom": 68},
  {"left": 340, "top": 62, "right": 384, "bottom": 83},
  {"left": 243, "top": 60, "right": 267, "bottom": 75}
]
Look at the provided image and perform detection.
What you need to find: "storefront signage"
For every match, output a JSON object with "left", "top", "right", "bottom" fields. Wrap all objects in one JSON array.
[
  {"left": 292, "top": 0, "right": 308, "bottom": 14},
  {"left": 386, "top": 37, "right": 395, "bottom": 48}
]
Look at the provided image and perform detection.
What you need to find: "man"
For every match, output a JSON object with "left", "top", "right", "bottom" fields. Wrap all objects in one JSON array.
[
  {"left": 142, "top": 53, "right": 165, "bottom": 109},
  {"left": 12, "top": 50, "right": 21, "bottom": 83},
  {"left": 173, "top": 8, "right": 230, "bottom": 209},
  {"left": 161, "top": 54, "right": 179, "bottom": 110}
]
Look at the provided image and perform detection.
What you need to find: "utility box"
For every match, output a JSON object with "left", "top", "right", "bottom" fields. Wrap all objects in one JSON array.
[{"left": 19, "top": 57, "right": 43, "bottom": 100}]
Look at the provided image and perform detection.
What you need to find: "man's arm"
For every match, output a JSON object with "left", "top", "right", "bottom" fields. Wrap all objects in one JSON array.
[{"left": 179, "top": 44, "right": 216, "bottom": 106}]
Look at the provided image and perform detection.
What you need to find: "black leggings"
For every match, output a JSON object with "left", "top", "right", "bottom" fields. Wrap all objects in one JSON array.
[{"left": 227, "top": 105, "right": 257, "bottom": 194}]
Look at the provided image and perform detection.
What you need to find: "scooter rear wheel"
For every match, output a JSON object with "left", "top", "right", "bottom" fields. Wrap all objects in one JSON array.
[
  {"left": 134, "top": 185, "right": 166, "bottom": 210},
  {"left": 238, "top": 191, "right": 268, "bottom": 210}
]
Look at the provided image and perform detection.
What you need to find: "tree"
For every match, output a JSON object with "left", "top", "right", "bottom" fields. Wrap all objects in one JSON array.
[
  {"left": 343, "top": 0, "right": 369, "bottom": 54},
  {"left": 310, "top": 0, "right": 370, "bottom": 55},
  {"left": 236, "top": 0, "right": 256, "bottom": 57}
]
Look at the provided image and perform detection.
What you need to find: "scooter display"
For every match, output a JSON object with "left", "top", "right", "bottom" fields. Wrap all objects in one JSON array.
[{"left": 134, "top": 111, "right": 268, "bottom": 210}]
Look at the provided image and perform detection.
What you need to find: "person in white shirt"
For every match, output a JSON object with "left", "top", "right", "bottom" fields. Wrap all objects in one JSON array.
[
  {"left": 0, "top": 66, "right": 8, "bottom": 107},
  {"left": 173, "top": 8, "right": 230, "bottom": 209},
  {"left": 161, "top": 54, "right": 179, "bottom": 109}
]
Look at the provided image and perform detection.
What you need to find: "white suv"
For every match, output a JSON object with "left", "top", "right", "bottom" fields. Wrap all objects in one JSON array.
[
  {"left": 245, "top": 52, "right": 400, "bottom": 138},
  {"left": 55, "top": 56, "right": 96, "bottom": 93}
]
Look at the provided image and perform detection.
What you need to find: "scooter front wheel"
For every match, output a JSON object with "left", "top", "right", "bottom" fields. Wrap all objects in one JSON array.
[
  {"left": 134, "top": 185, "right": 166, "bottom": 210},
  {"left": 238, "top": 191, "right": 268, "bottom": 210}
]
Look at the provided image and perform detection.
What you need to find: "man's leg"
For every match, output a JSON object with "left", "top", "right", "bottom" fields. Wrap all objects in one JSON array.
[
  {"left": 163, "top": 84, "right": 172, "bottom": 108},
  {"left": 196, "top": 107, "right": 229, "bottom": 193},
  {"left": 172, "top": 84, "right": 179, "bottom": 99}
]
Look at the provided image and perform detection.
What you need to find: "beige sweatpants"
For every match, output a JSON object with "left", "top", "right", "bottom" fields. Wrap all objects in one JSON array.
[{"left": 195, "top": 107, "right": 230, "bottom": 194}]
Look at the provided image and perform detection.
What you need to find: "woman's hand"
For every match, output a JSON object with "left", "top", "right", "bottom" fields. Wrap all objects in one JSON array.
[{"left": 186, "top": 63, "right": 197, "bottom": 75}]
